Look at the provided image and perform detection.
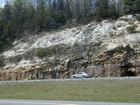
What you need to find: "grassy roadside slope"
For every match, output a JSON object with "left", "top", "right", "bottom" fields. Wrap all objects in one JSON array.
[{"left": 0, "top": 79, "right": 140, "bottom": 103}]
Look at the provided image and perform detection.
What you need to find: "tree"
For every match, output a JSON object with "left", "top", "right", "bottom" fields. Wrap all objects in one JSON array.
[
  {"left": 89, "top": 0, "right": 94, "bottom": 14},
  {"left": 57, "top": 0, "right": 64, "bottom": 12},
  {"left": 52, "top": 0, "right": 56, "bottom": 10},
  {"left": 65, "top": 0, "right": 72, "bottom": 19},
  {"left": 93, "top": 0, "right": 109, "bottom": 21},
  {"left": 34, "top": 0, "right": 47, "bottom": 32},
  {"left": 24, "top": 0, "right": 36, "bottom": 32},
  {"left": 123, "top": 0, "right": 140, "bottom": 14},
  {"left": 75, "top": 0, "right": 81, "bottom": 20},
  {"left": 108, "top": 0, "right": 120, "bottom": 19},
  {"left": 1, "top": 0, "right": 135, "bottom": 52},
  {"left": 1, "top": 1, "right": 12, "bottom": 22},
  {"left": 116, "top": 0, "right": 123, "bottom": 15}
]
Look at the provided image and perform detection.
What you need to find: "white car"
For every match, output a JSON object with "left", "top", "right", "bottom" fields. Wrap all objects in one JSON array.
[{"left": 71, "top": 72, "right": 91, "bottom": 78}]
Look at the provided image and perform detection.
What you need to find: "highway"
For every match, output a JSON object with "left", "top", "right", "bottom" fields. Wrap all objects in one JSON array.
[
  {"left": 0, "top": 100, "right": 140, "bottom": 105},
  {"left": 0, "top": 76, "right": 140, "bottom": 84}
]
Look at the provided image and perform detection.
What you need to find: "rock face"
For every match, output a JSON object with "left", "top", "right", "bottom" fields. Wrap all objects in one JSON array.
[{"left": 0, "top": 15, "right": 140, "bottom": 80}]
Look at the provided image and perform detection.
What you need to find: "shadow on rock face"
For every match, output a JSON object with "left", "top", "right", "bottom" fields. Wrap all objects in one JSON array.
[{"left": 120, "top": 63, "right": 137, "bottom": 76}]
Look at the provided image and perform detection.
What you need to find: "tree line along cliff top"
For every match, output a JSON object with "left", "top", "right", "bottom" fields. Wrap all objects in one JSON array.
[{"left": 0, "top": 0, "right": 140, "bottom": 52}]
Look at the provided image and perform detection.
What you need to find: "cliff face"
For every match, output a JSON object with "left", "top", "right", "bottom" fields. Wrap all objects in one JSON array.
[{"left": 0, "top": 15, "right": 140, "bottom": 80}]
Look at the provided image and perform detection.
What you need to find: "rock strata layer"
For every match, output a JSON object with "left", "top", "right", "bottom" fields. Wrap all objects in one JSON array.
[{"left": 0, "top": 15, "right": 140, "bottom": 80}]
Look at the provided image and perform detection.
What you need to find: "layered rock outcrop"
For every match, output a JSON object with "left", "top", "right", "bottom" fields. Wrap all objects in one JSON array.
[{"left": 0, "top": 15, "right": 140, "bottom": 80}]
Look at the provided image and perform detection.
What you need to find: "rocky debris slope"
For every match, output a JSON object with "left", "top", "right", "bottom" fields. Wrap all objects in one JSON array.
[{"left": 0, "top": 15, "right": 140, "bottom": 80}]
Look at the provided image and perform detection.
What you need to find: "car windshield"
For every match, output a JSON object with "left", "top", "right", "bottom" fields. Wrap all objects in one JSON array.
[{"left": 77, "top": 72, "right": 84, "bottom": 74}]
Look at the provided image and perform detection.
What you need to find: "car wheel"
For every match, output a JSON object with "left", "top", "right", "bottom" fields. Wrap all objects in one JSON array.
[
  {"left": 72, "top": 76, "right": 76, "bottom": 78},
  {"left": 82, "top": 76, "right": 85, "bottom": 78}
]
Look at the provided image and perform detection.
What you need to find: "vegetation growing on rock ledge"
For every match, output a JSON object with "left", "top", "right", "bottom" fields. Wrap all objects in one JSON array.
[
  {"left": 0, "top": 56, "right": 5, "bottom": 67},
  {"left": 126, "top": 24, "right": 138, "bottom": 33}
]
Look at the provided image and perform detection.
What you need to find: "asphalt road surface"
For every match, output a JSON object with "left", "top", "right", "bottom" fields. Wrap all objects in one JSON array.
[
  {"left": 1, "top": 76, "right": 140, "bottom": 84},
  {"left": 0, "top": 100, "right": 140, "bottom": 105}
]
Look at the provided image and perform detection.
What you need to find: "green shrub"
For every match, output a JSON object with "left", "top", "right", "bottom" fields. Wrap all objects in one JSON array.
[
  {"left": 36, "top": 48, "right": 47, "bottom": 58},
  {"left": 35, "top": 46, "right": 66, "bottom": 58},
  {"left": 49, "top": 47, "right": 56, "bottom": 54},
  {"left": 9, "top": 55, "right": 22, "bottom": 63},
  {"left": 0, "top": 56, "right": 5, "bottom": 67},
  {"left": 126, "top": 24, "right": 138, "bottom": 33},
  {"left": 136, "top": 15, "right": 140, "bottom": 21},
  {"left": 23, "top": 49, "right": 35, "bottom": 60}
]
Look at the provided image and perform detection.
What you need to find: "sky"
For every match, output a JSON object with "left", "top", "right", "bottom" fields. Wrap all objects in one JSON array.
[
  {"left": 0, "top": 0, "right": 8, "bottom": 2},
  {"left": 0, "top": 0, "right": 6, "bottom": 3},
  {"left": 0, "top": 0, "right": 10, "bottom": 3},
  {"left": 0, "top": 0, "right": 8, "bottom": 8}
]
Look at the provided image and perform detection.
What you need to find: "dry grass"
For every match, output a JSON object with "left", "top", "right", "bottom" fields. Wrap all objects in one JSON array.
[{"left": 0, "top": 79, "right": 140, "bottom": 103}]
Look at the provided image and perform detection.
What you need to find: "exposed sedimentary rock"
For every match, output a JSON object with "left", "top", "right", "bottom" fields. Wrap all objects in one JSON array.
[{"left": 0, "top": 15, "right": 140, "bottom": 80}]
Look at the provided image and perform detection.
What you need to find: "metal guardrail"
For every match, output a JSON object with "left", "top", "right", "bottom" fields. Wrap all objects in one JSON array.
[{"left": 0, "top": 76, "right": 140, "bottom": 84}]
